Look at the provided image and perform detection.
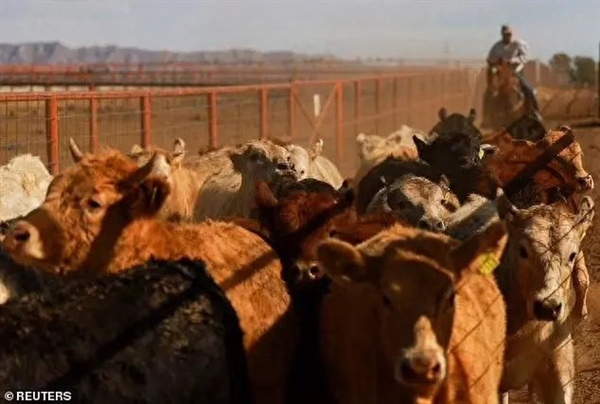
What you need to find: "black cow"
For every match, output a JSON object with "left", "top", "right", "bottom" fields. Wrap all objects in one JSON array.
[
  {"left": 413, "top": 108, "right": 498, "bottom": 202},
  {"left": 0, "top": 258, "right": 252, "bottom": 404}
]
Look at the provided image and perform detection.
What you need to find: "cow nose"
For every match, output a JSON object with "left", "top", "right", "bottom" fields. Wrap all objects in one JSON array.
[
  {"left": 308, "top": 264, "right": 323, "bottom": 280},
  {"left": 577, "top": 175, "right": 594, "bottom": 191},
  {"left": 276, "top": 161, "right": 292, "bottom": 171},
  {"left": 418, "top": 218, "right": 445, "bottom": 232},
  {"left": 533, "top": 299, "right": 562, "bottom": 322},
  {"left": 398, "top": 352, "right": 443, "bottom": 385},
  {"left": 433, "top": 219, "right": 446, "bottom": 231},
  {"left": 11, "top": 224, "right": 31, "bottom": 243}
]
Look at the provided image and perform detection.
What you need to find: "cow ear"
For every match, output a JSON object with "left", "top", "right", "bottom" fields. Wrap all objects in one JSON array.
[
  {"left": 129, "top": 144, "right": 144, "bottom": 156},
  {"left": 448, "top": 219, "right": 507, "bottom": 278},
  {"left": 413, "top": 135, "right": 430, "bottom": 159},
  {"left": 317, "top": 239, "right": 374, "bottom": 285},
  {"left": 310, "top": 138, "right": 324, "bottom": 159},
  {"left": 255, "top": 181, "right": 278, "bottom": 209},
  {"left": 356, "top": 133, "right": 367, "bottom": 145},
  {"left": 496, "top": 189, "right": 518, "bottom": 222},
  {"left": 439, "top": 175, "right": 451, "bottom": 190},
  {"left": 438, "top": 108, "right": 448, "bottom": 121},
  {"left": 127, "top": 154, "right": 171, "bottom": 216},
  {"left": 576, "top": 196, "right": 595, "bottom": 237},
  {"left": 468, "top": 108, "right": 477, "bottom": 123},
  {"left": 134, "top": 177, "right": 171, "bottom": 216},
  {"left": 172, "top": 138, "right": 186, "bottom": 166},
  {"left": 228, "top": 149, "right": 246, "bottom": 172}
]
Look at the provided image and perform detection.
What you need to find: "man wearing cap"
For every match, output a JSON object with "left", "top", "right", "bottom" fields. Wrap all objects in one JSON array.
[{"left": 484, "top": 25, "right": 542, "bottom": 123}]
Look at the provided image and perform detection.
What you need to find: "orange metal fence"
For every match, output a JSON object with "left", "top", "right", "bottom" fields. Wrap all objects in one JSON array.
[{"left": 0, "top": 67, "right": 595, "bottom": 178}]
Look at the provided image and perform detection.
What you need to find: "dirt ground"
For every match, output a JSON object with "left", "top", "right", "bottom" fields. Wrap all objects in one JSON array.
[{"left": 507, "top": 123, "right": 600, "bottom": 404}]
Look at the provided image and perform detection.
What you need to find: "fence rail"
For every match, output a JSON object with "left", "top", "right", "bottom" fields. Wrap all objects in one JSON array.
[{"left": 0, "top": 66, "right": 596, "bottom": 178}]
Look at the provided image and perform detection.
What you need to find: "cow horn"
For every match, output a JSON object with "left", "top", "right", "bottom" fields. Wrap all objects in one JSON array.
[
  {"left": 127, "top": 152, "right": 159, "bottom": 184},
  {"left": 69, "top": 138, "right": 84, "bottom": 162}
]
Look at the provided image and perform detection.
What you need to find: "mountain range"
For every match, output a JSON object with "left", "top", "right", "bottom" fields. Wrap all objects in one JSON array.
[{"left": 0, "top": 42, "right": 342, "bottom": 65}]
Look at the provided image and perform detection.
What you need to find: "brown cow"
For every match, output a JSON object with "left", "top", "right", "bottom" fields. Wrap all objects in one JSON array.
[
  {"left": 315, "top": 218, "right": 507, "bottom": 403},
  {"left": 482, "top": 125, "right": 594, "bottom": 202},
  {"left": 2, "top": 148, "right": 296, "bottom": 404}
]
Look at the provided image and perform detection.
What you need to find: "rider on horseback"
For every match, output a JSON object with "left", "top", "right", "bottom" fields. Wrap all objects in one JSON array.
[{"left": 484, "top": 25, "right": 542, "bottom": 123}]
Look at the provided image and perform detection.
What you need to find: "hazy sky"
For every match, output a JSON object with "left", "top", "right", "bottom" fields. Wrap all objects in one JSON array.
[{"left": 0, "top": 0, "right": 599, "bottom": 62}]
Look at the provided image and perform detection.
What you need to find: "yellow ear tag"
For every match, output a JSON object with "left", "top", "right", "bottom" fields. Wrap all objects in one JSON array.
[
  {"left": 477, "top": 253, "right": 500, "bottom": 276},
  {"left": 478, "top": 148, "right": 485, "bottom": 159}
]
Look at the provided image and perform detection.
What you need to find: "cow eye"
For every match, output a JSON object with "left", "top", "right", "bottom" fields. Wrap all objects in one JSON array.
[
  {"left": 396, "top": 201, "right": 410, "bottom": 210},
  {"left": 87, "top": 198, "right": 102, "bottom": 210},
  {"left": 382, "top": 295, "right": 392, "bottom": 308},
  {"left": 568, "top": 252, "right": 577, "bottom": 263},
  {"left": 519, "top": 245, "right": 529, "bottom": 259}
]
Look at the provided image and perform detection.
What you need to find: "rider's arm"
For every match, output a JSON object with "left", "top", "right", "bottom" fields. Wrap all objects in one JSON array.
[{"left": 511, "top": 39, "right": 529, "bottom": 73}]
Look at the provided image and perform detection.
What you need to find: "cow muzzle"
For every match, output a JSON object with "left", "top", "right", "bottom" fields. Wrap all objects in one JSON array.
[
  {"left": 533, "top": 297, "right": 563, "bottom": 322},
  {"left": 275, "top": 159, "right": 298, "bottom": 179},
  {"left": 418, "top": 217, "right": 446, "bottom": 232},
  {"left": 2, "top": 221, "right": 46, "bottom": 262},
  {"left": 576, "top": 174, "right": 594, "bottom": 191},
  {"left": 396, "top": 349, "right": 445, "bottom": 386}
]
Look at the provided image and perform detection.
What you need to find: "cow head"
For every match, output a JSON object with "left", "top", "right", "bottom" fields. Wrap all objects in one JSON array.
[
  {"left": 3, "top": 139, "right": 172, "bottom": 276},
  {"left": 356, "top": 133, "right": 388, "bottom": 164},
  {"left": 255, "top": 180, "right": 354, "bottom": 289},
  {"left": 498, "top": 193, "right": 594, "bottom": 322},
  {"left": 127, "top": 138, "right": 186, "bottom": 169},
  {"left": 430, "top": 108, "right": 481, "bottom": 139},
  {"left": 414, "top": 129, "right": 483, "bottom": 174},
  {"left": 229, "top": 140, "right": 299, "bottom": 184},
  {"left": 487, "top": 126, "right": 594, "bottom": 193},
  {"left": 357, "top": 131, "right": 419, "bottom": 166},
  {"left": 542, "top": 126, "right": 593, "bottom": 192},
  {"left": 366, "top": 174, "right": 459, "bottom": 232},
  {"left": 316, "top": 219, "right": 507, "bottom": 398}
]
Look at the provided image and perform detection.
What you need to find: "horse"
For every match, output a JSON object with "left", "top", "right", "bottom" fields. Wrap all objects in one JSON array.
[{"left": 483, "top": 59, "right": 535, "bottom": 131}]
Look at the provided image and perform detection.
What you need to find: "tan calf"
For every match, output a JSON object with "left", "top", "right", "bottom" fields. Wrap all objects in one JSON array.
[
  {"left": 316, "top": 219, "right": 507, "bottom": 403},
  {"left": 495, "top": 196, "right": 595, "bottom": 404}
]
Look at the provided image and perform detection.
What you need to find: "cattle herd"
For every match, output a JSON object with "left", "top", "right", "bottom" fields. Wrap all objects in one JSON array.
[{"left": 0, "top": 107, "right": 595, "bottom": 403}]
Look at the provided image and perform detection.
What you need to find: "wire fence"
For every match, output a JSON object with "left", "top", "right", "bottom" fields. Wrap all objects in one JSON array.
[{"left": 1, "top": 63, "right": 597, "bottom": 178}]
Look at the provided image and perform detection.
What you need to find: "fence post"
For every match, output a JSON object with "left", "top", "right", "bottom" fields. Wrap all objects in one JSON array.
[
  {"left": 208, "top": 91, "right": 219, "bottom": 148},
  {"left": 45, "top": 95, "right": 59, "bottom": 175},
  {"left": 140, "top": 93, "right": 152, "bottom": 148},
  {"left": 90, "top": 95, "right": 98, "bottom": 153},
  {"left": 260, "top": 87, "right": 269, "bottom": 140},
  {"left": 289, "top": 83, "right": 296, "bottom": 139},
  {"left": 336, "top": 82, "right": 344, "bottom": 168},
  {"left": 375, "top": 78, "right": 381, "bottom": 134},
  {"left": 355, "top": 80, "right": 362, "bottom": 136}
]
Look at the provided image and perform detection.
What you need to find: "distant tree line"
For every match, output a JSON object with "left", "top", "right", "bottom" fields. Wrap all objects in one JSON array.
[{"left": 549, "top": 53, "right": 598, "bottom": 87}]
